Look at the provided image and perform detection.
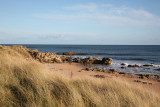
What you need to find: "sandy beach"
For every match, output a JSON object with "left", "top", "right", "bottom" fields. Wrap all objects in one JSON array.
[{"left": 45, "top": 63, "right": 160, "bottom": 93}]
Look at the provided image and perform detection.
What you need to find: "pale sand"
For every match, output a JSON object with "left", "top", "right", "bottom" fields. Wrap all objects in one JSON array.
[{"left": 45, "top": 63, "right": 160, "bottom": 93}]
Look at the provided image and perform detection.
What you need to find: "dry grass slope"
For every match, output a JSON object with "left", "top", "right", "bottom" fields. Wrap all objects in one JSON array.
[{"left": 0, "top": 45, "right": 160, "bottom": 107}]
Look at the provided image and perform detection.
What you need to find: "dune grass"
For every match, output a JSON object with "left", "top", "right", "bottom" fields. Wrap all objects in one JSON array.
[{"left": 0, "top": 45, "right": 160, "bottom": 107}]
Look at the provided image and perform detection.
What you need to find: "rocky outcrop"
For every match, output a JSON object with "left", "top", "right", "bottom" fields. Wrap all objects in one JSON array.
[
  {"left": 29, "top": 51, "right": 62, "bottom": 63},
  {"left": 80, "top": 57, "right": 101, "bottom": 65},
  {"left": 61, "top": 56, "right": 72, "bottom": 63},
  {"left": 76, "top": 57, "right": 112, "bottom": 65}
]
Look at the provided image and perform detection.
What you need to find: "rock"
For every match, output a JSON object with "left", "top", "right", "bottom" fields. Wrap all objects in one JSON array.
[
  {"left": 154, "top": 68, "right": 160, "bottom": 71},
  {"left": 29, "top": 50, "right": 62, "bottom": 63},
  {"left": 148, "top": 83, "right": 152, "bottom": 85},
  {"left": 121, "top": 66, "right": 126, "bottom": 69},
  {"left": 91, "top": 75, "right": 106, "bottom": 78},
  {"left": 80, "top": 57, "right": 101, "bottom": 65},
  {"left": 119, "top": 72, "right": 126, "bottom": 74},
  {"left": 63, "top": 52, "right": 76, "bottom": 56},
  {"left": 134, "top": 64, "right": 140, "bottom": 67},
  {"left": 108, "top": 69, "right": 118, "bottom": 74},
  {"left": 121, "top": 63, "right": 126, "bottom": 65},
  {"left": 61, "top": 56, "right": 72, "bottom": 63},
  {"left": 136, "top": 74, "right": 160, "bottom": 80},
  {"left": 73, "top": 58, "right": 81, "bottom": 63},
  {"left": 101, "top": 58, "right": 112, "bottom": 65},
  {"left": 128, "top": 64, "right": 140, "bottom": 67},
  {"left": 143, "top": 64, "right": 153, "bottom": 67},
  {"left": 85, "top": 68, "right": 90, "bottom": 71},
  {"left": 32, "top": 49, "right": 39, "bottom": 52},
  {"left": 134, "top": 80, "right": 141, "bottom": 82},
  {"left": 142, "top": 82, "right": 147, "bottom": 84}
]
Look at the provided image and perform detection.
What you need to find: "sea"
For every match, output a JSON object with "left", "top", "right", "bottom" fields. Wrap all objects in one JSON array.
[{"left": 4, "top": 44, "right": 160, "bottom": 75}]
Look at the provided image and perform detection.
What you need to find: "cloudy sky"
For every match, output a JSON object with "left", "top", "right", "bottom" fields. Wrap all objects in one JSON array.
[{"left": 0, "top": 0, "right": 160, "bottom": 45}]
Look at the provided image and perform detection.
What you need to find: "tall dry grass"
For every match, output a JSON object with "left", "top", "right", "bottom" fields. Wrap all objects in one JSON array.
[{"left": 0, "top": 45, "right": 160, "bottom": 107}]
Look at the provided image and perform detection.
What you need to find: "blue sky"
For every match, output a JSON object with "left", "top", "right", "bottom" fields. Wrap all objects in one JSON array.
[{"left": 0, "top": 0, "right": 160, "bottom": 45}]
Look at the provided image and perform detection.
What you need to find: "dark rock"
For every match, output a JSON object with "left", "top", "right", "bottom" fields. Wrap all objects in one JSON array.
[
  {"left": 144, "top": 68, "right": 150, "bottom": 70},
  {"left": 154, "top": 68, "right": 160, "bottom": 71},
  {"left": 101, "top": 58, "right": 112, "bottom": 65},
  {"left": 142, "top": 82, "right": 147, "bottom": 84},
  {"left": 61, "top": 56, "right": 72, "bottom": 63},
  {"left": 134, "top": 80, "right": 141, "bottom": 82},
  {"left": 85, "top": 68, "right": 90, "bottom": 71},
  {"left": 108, "top": 69, "right": 118, "bottom": 74},
  {"left": 148, "top": 83, "right": 152, "bottom": 85},
  {"left": 80, "top": 57, "right": 101, "bottom": 65},
  {"left": 73, "top": 58, "right": 81, "bottom": 63},
  {"left": 121, "top": 63, "right": 126, "bottom": 65},
  {"left": 119, "top": 72, "right": 126, "bottom": 74},
  {"left": 128, "top": 65, "right": 133, "bottom": 67},
  {"left": 128, "top": 64, "right": 140, "bottom": 67},
  {"left": 143, "top": 64, "right": 153, "bottom": 67},
  {"left": 136, "top": 74, "right": 160, "bottom": 79},
  {"left": 63, "top": 52, "right": 76, "bottom": 56},
  {"left": 134, "top": 64, "right": 140, "bottom": 67},
  {"left": 91, "top": 75, "right": 106, "bottom": 78},
  {"left": 121, "top": 66, "right": 126, "bottom": 69}
]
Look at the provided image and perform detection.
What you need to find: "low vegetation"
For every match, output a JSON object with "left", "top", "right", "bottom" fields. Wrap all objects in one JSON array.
[{"left": 0, "top": 45, "right": 160, "bottom": 107}]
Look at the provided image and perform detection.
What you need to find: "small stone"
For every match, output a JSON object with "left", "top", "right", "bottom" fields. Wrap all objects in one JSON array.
[
  {"left": 142, "top": 82, "right": 147, "bottom": 84},
  {"left": 121, "top": 63, "right": 126, "bottom": 65},
  {"left": 121, "top": 66, "right": 126, "bottom": 69},
  {"left": 134, "top": 80, "right": 141, "bottom": 82}
]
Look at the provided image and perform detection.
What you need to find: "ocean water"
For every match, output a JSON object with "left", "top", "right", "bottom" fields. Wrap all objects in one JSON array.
[{"left": 5, "top": 44, "right": 160, "bottom": 75}]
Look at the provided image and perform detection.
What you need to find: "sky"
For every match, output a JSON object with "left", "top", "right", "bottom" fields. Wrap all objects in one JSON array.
[{"left": 0, "top": 0, "right": 160, "bottom": 45}]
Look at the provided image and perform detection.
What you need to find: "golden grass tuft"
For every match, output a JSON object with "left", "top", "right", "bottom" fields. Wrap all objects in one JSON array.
[{"left": 0, "top": 45, "right": 160, "bottom": 107}]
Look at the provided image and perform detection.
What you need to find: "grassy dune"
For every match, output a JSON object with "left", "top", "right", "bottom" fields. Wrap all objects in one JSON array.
[{"left": 0, "top": 45, "right": 160, "bottom": 107}]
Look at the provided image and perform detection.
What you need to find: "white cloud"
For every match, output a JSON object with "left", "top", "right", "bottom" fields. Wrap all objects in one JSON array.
[
  {"left": 130, "top": 9, "right": 155, "bottom": 19},
  {"left": 65, "top": 3, "right": 97, "bottom": 12},
  {"left": 34, "top": 3, "right": 160, "bottom": 27}
]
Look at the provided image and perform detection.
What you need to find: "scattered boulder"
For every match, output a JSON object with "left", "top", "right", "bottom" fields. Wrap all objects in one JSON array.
[
  {"left": 143, "top": 64, "right": 153, "bottom": 67},
  {"left": 108, "top": 69, "right": 118, "bottom": 74},
  {"left": 121, "top": 63, "right": 126, "bottom": 65},
  {"left": 134, "top": 80, "right": 141, "bottom": 83},
  {"left": 63, "top": 52, "right": 76, "bottom": 56},
  {"left": 101, "top": 58, "right": 112, "bottom": 65},
  {"left": 136, "top": 74, "right": 160, "bottom": 80},
  {"left": 85, "top": 68, "right": 91, "bottom": 71},
  {"left": 80, "top": 57, "right": 101, "bottom": 65},
  {"left": 121, "top": 66, "right": 126, "bottom": 69},
  {"left": 142, "top": 82, "right": 147, "bottom": 84},
  {"left": 128, "top": 64, "right": 140, "bottom": 67},
  {"left": 61, "top": 56, "right": 72, "bottom": 63},
  {"left": 154, "top": 68, "right": 160, "bottom": 71},
  {"left": 73, "top": 58, "right": 81, "bottom": 63}
]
